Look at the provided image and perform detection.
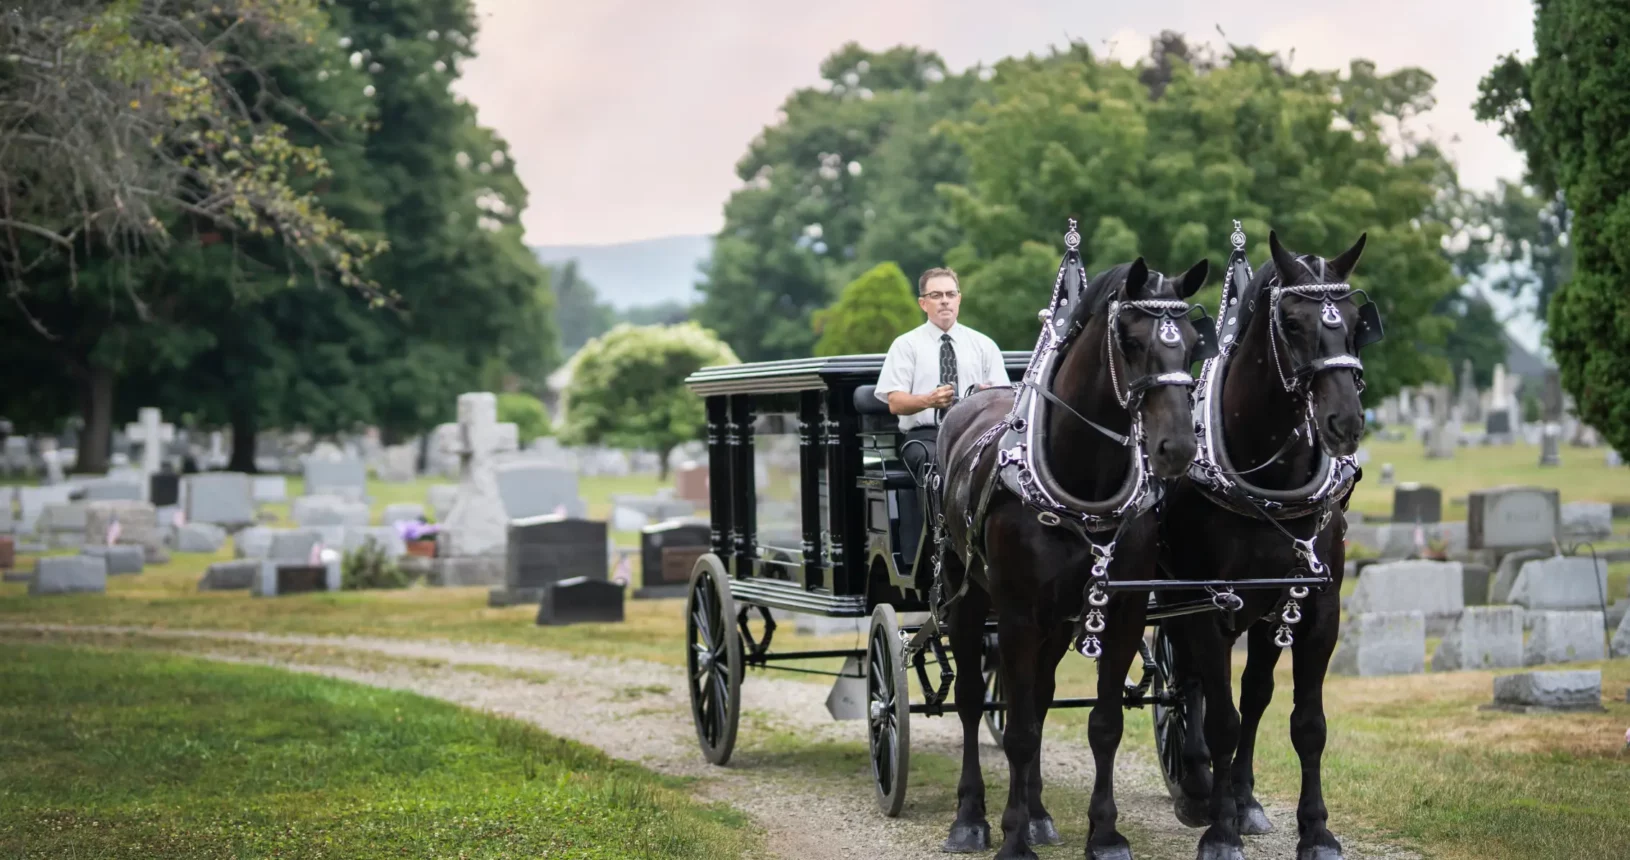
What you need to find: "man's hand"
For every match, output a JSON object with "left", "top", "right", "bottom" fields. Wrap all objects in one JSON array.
[
  {"left": 925, "top": 384, "right": 955, "bottom": 409},
  {"left": 887, "top": 384, "right": 956, "bottom": 416}
]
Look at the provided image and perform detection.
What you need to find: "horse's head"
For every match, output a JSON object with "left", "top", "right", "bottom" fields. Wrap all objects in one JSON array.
[
  {"left": 1265, "top": 231, "right": 1376, "bottom": 458},
  {"left": 1104, "top": 257, "right": 1211, "bottom": 478}
]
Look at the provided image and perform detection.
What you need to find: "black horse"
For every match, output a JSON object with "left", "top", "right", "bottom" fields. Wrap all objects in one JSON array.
[
  {"left": 930, "top": 223, "right": 1212, "bottom": 860},
  {"left": 1159, "top": 229, "right": 1379, "bottom": 860}
]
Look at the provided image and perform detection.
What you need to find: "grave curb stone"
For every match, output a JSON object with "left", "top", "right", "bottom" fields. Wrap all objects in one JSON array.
[
  {"left": 1483, "top": 670, "right": 1603, "bottom": 712},
  {"left": 535, "top": 576, "right": 625, "bottom": 626},
  {"left": 198, "top": 559, "right": 259, "bottom": 591},
  {"left": 29, "top": 554, "right": 108, "bottom": 595}
]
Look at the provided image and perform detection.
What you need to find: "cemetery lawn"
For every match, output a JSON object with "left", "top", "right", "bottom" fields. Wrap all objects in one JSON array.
[
  {"left": 1345, "top": 437, "right": 1629, "bottom": 520},
  {"left": 0, "top": 641, "right": 759, "bottom": 860}
]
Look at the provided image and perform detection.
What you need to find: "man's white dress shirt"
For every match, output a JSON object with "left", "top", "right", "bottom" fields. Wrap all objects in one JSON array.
[{"left": 874, "top": 321, "right": 1010, "bottom": 431}]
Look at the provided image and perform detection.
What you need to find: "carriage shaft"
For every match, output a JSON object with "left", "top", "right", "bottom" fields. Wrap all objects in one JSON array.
[{"left": 1103, "top": 576, "right": 1330, "bottom": 592}]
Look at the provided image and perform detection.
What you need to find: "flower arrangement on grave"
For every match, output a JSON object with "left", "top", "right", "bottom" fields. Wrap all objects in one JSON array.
[{"left": 394, "top": 519, "right": 441, "bottom": 558}]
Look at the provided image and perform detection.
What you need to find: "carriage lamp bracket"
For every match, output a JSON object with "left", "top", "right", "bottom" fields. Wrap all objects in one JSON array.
[
  {"left": 737, "top": 604, "right": 778, "bottom": 665},
  {"left": 912, "top": 633, "right": 956, "bottom": 715}
]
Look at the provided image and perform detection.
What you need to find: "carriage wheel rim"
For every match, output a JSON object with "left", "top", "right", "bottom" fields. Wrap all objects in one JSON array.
[
  {"left": 867, "top": 626, "right": 897, "bottom": 795},
  {"left": 687, "top": 566, "right": 735, "bottom": 759}
]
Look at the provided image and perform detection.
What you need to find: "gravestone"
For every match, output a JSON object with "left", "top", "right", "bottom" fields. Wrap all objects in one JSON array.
[
  {"left": 1485, "top": 409, "right": 1512, "bottom": 439},
  {"left": 199, "top": 559, "right": 259, "bottom": 590},
  {"left": 342, "top": 526, "right": 407, "bottom": 559},
  {"left": 0, "top": 486, "right": 13, "bottom": 533},
  {"left": 82, "top": 544, "right": 144, "bottom": 575},
  {"left": 1330, "top": 611, "right": 1425, "bottom": 676},
  {"left": 1425, "top": 385, "right": 1457, "bottom": 459},
  {"left": 254, "top": 529, "right": 339, "bottom": 596},
  {"left": 378, "top": 443, "right": 418, "bottom": 483},
  {"left": 1611, "top": 611, "right": 1630, "bottom": 659},
  {"left": 177, "top": 522, "right": 227, "bottom": 553},
  {"left": 1560, "top": 502, "right": 1612, "bottom": 542},
  {"left": 1489, "top": 549, "right": 1552, "bottom": 604},
  {"left": 1347, "top": 560, "right": 1464, "bottom": 633},
  {"left": 124, "top": 407, "right": 174, "bottom": 492},
  {"left": 1378, "top": 462, "right": 1394, "bottom": 485},
  {"left": 489, "top": 515, "right": 607, "bottom": 607},
  {"left": 440, "top": 393, "right": 518, "bottom": 570},
  {"left": 149, "top": 472, "right": 181, "bottom": 507},
  {"left": 85, "top": 500, "right": 166, "bottom": 563},
  {"left": 29, "top": 554, "right": 107, "bottom": 595},
  {"left": 637, "top": 519, "right": 711, "bottom": 598},
  {"left": 82, "top": 478, "right": 144, "bottom": 502},
  {"left": 674, "top": 463, "right": 710, "bottom": 506},
  {"left": 1457, "top": 360, "right": 1480, "bottom": 421},
  {"left": 0, "top": 535, "right": 13, "bottom": 571},
  {"left": 15, "top": 486, "right": 73, "bottom": 536},
  {"left": 1524, "top": 611, "right": 1607, "bottom": 665},
  {"left": 304, "top": 458, "right": 367, "bottom": 500},
  {"left": 1433, "top": 606, "right": 1524, "bottom": 670},
  {"left": 1507, "top": 556, "right": 1609, "bottom": 612},
  {"left": 495, "top": 461, "right": 587, "bottom": 519},
  {"left": 272, "top": 565, "right": 329, "bottom": 595},
  {"left": 1462, "top": 562, "right": 1491, "bottom": 605},
  {"left": 292, "top": 495, "right": 370, "bottom": 527},
  {"left": 1467, "top": 486, "right": 1559, "bottom": 551},
  {"left": 535, "top": 577, "right": 625, "bottom": 625},
  {"left": 39, "top": 502, "right": 88, "bottom": 549},
  {"left": 251, "top": 475, "right": 288, "bottom": 504},
  {"left": 1539, "top": 368, "right": 1562, "bottom": 467},
  {"left": 234, "top": 526, "right": 279, "bottom": 559},
  {"left": 183, "top": 472, "right": 256, "bottom": 527},
  {"left": 1487, "top": 671, "right": 1602, "bottom": 712},
  {"left": 382, "top": 503, "right": 426, "bottom": 525},
  {"left": 1391, "top": 484, "right": 1442, "bottom": 525}
]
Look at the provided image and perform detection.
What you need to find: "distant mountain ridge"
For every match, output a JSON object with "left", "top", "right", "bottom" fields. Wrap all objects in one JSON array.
[{"left": 532, "top": 234, "right": 713, "bottom": 310}]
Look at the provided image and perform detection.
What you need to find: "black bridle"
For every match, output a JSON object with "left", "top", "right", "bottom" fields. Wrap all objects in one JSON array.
[{"left": 1266, "top": 260, "right": 1383, "bottom": 397}]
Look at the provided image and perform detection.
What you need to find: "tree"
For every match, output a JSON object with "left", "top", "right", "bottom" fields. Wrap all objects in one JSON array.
[
  {"left": 551, "top": 261, "right": 616, "bottom": 355},
  {"left": 560, "top": 323, "right": 739, "bottom": 479},
  {"left": 812, "top": 262, "right": 922, "bottom": 356},
  {"left": 497, "top": 392, "right": 552, "bottom": 445},
  {"left": 1481, "top": 0, "right": 1630, "bottom": 455},
  {"left": 937, "top": 40, "right": 1461, "bottom": 403},
  {"left": 696, "top": 44, "right": 982, "bottom": 362}
]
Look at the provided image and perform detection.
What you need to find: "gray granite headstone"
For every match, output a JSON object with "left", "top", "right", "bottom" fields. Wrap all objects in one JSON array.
[
  {"left": 1391, "top": 484, "right": 1442, "bottom": 524},
  {"left": 252, "top": 475, "right": 288, "bottom": 503},
  {"left": 81, "top": 479, "right": 144, "bottom": 501},
  {"left": 1431, "top": 606, "right": 1524, "bottom": 671},
  {"left": 303, "top": 458, "right": 367, "bottom": 498},
  {"left": 16, "top": 485, "right": 73, "bottom": 535},
  {"left": 183, "top": 472, "right": 256, "bottom": 527},
  {"left": 496, "top": 461, "right": 587, "bottom": 519},
  {"left": 1488, "top": 670, "right": 1601, "bottom": 711},
  {"left": 30, "top": 555, "right": 107, "bottom": 595},
  {"left": 292, "top": 495, "right": 370, "bottom": 527},
  {"left": 177, "top": 522, "right": 227, "bottom": 553},
  {"left": 1330, "top": 611, "right": 1425, "bottom": 676},
  {"left": 268, "top": 529, "right": 323, "bottom": 562},
  {"left": 491, "top": 515, "right": 607, "bottom": 607},
  {"left": 1467, "top": 485, "right": 1559, "bottom": 551},
  {"left": 1507, "top": 556, "right": 1609, "bottom": 612},
  {"left": 1347, "top": 560, "right": 1464, "bottom": 633},
  {"left": 1560, "top": 502, "right": 1612, "bottom": 542},
  {"left": 1524, "top": 611, "right": 1606, "bottom": 665},
  {"left": 234, "top": 526, "right": 277, "bottom": 559},
  {"left": 82, "top": 544, "right": 144, "bottom": 575},
  {"left": 199, "top": 559, "right": 258, "bottom": 590},
  {"left": 1489, "top": 549, "right": 1552, "bottom": 604}
]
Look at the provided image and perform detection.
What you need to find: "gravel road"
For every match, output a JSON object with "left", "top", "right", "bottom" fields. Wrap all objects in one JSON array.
[{"left": 3, "top": 624, "right": 1418, "bottom": 860}]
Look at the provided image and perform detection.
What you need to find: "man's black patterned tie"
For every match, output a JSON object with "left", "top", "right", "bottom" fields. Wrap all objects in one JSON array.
[{"left": 938, "top": 333, "right": 957, "bottom": 425}]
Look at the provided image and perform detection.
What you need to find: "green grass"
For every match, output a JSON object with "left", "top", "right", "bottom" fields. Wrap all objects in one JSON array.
[
  {"left": 0, "top": 642, "right": 759, "bottom": 860},
  {"left": 1348, "top": 437, "right": 1629, "bottom": 520}
]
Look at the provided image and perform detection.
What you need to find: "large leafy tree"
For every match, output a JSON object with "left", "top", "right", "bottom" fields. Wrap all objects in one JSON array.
[
  {"left": 696, "top": 44, "right": 983, "bottom": 362},
  {"left": 938, "top": 41, "right": 1459, "bottom": 402},
  {"left": 1478, "top": 0, "right": 1630, "bottom": 455},
  {"left": 812, "top": 262, "right": 922, "bottom": 356},
  {"left": 560, "top": 323, "right": 738, "bottom": 479}
]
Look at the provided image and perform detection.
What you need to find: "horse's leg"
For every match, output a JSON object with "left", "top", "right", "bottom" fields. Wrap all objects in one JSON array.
[
  {"left": 1288, "top": 591, "right": 1344, "bottom": 860},
  {"left": 1021, "top": 625, "right": 1071, "bottom": 847},
  {"left": 1084, "top": 595, "right": 1150, "bottom": 860},
  {"left": 943, "top": 582, "right": 993, "bottom": 853},
  {"left": 993, "top": 612, "right": 1042, "bottom": 860},
  {"left": 1188, "top": 615, "right": 1244, "bottom": 860},
  {"left": 1232, "top": 620, "right": 1281, "bottom": 836}
]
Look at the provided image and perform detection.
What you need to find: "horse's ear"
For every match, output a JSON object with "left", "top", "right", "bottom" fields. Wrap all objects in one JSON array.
[
  {"left": 1124, "top": 257, "right": 1149, "bottom": 297},
  {"left": 1328, "top": 232, "right": 1367, "bottom": 281},
  {"left": 1268, "top": 231, "right": 1300, "bottom": 282},
  {"left": 1176, "top": 258, "right": 1209, "bottom": 299}
]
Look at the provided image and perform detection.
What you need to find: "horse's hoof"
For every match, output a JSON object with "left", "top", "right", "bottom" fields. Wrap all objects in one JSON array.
[
  {"left": 1088, "top": 839, "right": 1134, "bottom": 860},
  {"left": 1195, "top": 843, "right": 1245, "bottom": 860},
  {"left": 1173, "top": 795, "right": 1210, "bottom": 829},
  {"left": 1025, "top": 816, "right": 1063, "bottom": 846},
  {"left": 941, "top": 821, "right": 990, "bottom": 853},
  {"left": 1239, "top": 799, "right": 1273, "bottom": 835},
  {"left": 1296, "top": 843, "right": 1343, "bottom": 860}
]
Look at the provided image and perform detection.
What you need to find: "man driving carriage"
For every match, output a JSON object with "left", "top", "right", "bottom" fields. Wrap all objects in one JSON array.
[{"left": 873, "top": 266, "right": 1009, "bottom": 558}]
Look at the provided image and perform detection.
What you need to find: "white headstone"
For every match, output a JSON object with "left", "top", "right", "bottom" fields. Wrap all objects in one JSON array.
[
  {"left": 440, "top": 393, "right": 518, "bottom": 558},
  {"left": 1330, "top": 611, "right": 1425, "bottom": 676},
  {"left": 1507, "top": 556, "right": 1610, "bottom": 612},
  {"left": 1346, "top": 560, "right": 1464, "bottom": 632},
  {"left": 1431, "top": 606, "right": 1524, "bottom": 671},
  {"left": 1524, "top": 611, "right": 1607, "bottom": 665},
  {"left": 124, "top": 407, "right": 174, "bottom": 484}
]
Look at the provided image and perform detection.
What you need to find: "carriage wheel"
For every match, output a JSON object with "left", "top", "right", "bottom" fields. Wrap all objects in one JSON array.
[
  {"left": 866, "top": 604, "right": 910, "bottom": 817},
  {"left": 1150, "top": 624, "right": 1192, "bottom": 802},
  {"left": 981, "top": 636, "right": 1005, "bottom": 749},
  {"left": 686, "top": 555, "right": 742, "bottom": 766}
]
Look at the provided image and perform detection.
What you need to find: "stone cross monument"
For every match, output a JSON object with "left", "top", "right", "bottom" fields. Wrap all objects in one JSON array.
[
  {"left": 439, "top": 392, "right": 518, "bottom": 559},
  {"left": 124, "top": 407, "right": 174, "bottom": 483}
]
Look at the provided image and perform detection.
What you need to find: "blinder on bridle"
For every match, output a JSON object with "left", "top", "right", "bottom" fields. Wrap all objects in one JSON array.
[{"left": 1267, "top": 278, "right": 1385, "bottom": 395}]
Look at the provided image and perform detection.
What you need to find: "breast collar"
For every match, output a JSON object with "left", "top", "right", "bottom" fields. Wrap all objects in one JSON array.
[{"left": 1187, "top": 224, "right": 1358, "bottom": 522}]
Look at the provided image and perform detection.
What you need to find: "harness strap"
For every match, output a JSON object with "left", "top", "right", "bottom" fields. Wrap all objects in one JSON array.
[{"left": 1028, "top": 383, "right": 1131, "bottom": 447}]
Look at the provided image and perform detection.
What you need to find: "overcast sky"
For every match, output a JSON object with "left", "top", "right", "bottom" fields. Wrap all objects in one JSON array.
[{"left": 453, "top": 0, "right": 1537, "bottom": 249}]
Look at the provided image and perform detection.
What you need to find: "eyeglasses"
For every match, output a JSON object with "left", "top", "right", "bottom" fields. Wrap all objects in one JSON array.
[{"left": 921, "top": 290, "right": 960, "bottom": 301}]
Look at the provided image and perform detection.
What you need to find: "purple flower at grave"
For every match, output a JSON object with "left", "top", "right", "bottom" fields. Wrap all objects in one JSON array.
[{"left": 394, "top": 519, "right": 441, "bottom": 541}]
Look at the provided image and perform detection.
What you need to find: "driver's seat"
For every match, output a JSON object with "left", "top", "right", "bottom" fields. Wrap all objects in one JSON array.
[{"left": 853, "top": 385, "right": 917, "bottom": 490}]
